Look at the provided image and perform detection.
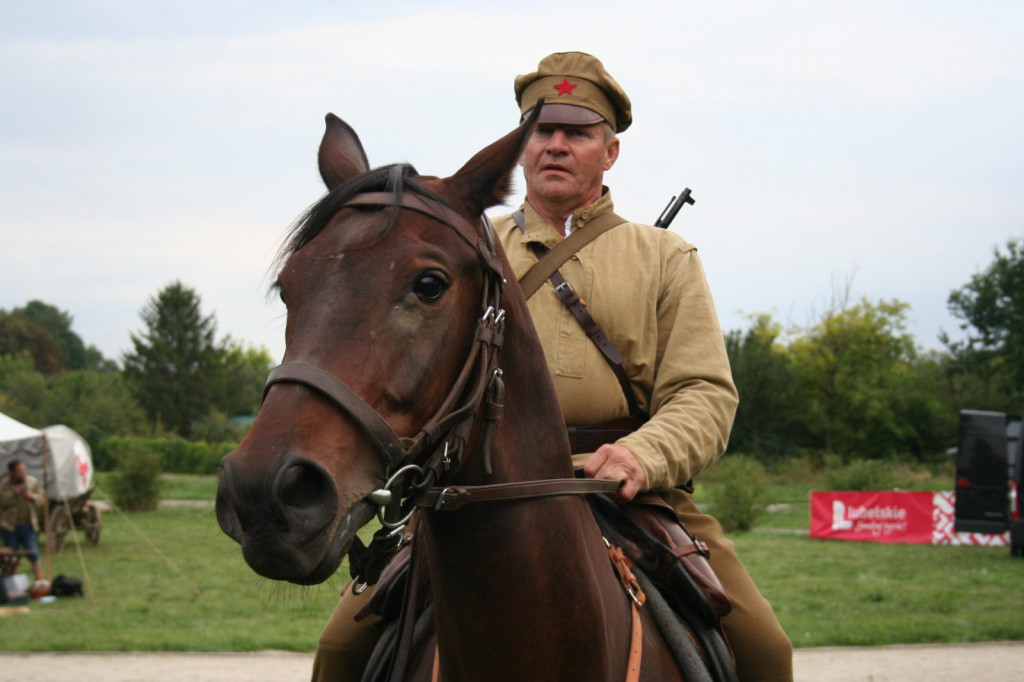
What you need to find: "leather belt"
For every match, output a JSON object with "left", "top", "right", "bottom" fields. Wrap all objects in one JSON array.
[{"left": 567, "top": 415, "right": 648, "bottom": 455}]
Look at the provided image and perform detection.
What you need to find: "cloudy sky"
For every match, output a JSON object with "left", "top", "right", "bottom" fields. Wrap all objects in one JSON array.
[{"left": 2, "top": 1, "right": 1021, "bottom": 364}]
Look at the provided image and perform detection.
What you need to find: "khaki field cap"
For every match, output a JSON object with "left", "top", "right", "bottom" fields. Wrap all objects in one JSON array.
[{"left": 515, "top": 51, "right": 632, "bottom": 133}]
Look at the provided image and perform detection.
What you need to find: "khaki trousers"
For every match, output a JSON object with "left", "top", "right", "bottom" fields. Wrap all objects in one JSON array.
[
  {"left": 311, "top": 493, "right": 792, "bottom": 682},
  {"left": 660, "top": 488, "right": 793, "bottom": 682},
  {"left": 310, "top": 581, "right": 385, "bottom": 682}
]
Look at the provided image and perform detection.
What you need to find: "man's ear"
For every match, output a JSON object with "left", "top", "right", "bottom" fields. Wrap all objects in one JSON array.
[{"left": 604, "top": 136, "right": 620, "bottom": 171}]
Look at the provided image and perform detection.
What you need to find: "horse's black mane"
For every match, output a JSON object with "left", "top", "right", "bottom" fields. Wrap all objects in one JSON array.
[{"left": 275, "top": 162, "right": 452, "bottom": 270}]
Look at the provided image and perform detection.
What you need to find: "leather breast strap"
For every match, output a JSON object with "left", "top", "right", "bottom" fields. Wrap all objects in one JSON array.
[
  {"left": 516, "top": 208, "right": 627, "bottom": 299},
  {"left": 513, "top": 209, "right": 640, "bottom": 416}
]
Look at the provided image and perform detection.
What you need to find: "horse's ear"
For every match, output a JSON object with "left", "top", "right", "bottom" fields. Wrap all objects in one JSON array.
[
  {"left": 445, "top": 103, "right": 543, "bottom": 215},
  {"left": 318, "top": 114, "right": 370, "bottom": 190}
]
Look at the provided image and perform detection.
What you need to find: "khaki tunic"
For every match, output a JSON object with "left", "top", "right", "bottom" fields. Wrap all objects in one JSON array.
[
  {"left": 0, "top": 474, "right": 43, "bottom": 532},
  {"left": 492, "top": 191, "right": 739, "bottom": 486},
  {"left": 493, "top": 192, "right": 793, "bottom": 681}
]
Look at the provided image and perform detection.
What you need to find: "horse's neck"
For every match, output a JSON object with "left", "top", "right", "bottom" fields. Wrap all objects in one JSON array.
[{"left": 420, "top": 288, "right": 632, "bottom": 681}]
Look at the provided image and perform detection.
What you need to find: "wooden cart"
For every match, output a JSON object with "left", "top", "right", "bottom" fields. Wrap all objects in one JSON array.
[{"left": 47, "top": 489, "right": 102, "bottom": 554}]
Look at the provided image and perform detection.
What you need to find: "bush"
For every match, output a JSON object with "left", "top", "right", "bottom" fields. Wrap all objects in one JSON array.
[
  {"left": 706, "top": 454, "right": 770, "bottom": 531},
  {"left": 190, "top": 410, "right": 246, "bottom": 443},
  {"left": 95, "top": 436, "right": 235, "bottom": 474},
  {"left": 823, "top": 457, "right": 899, "bottom": 491},
  {"left": 109, "top": 447, "right": 162, "bottom": 511}
]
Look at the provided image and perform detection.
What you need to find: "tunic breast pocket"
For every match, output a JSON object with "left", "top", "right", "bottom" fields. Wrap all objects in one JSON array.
[{"left": 552, "top": 255, "right": 591, "bottom": 379}]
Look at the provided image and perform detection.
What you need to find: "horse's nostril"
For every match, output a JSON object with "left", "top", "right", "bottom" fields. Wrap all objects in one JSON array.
[
  {"left": 215, "top": 462, "right": 243, "bottom": 540},
  {"left": 277, "top": 460, "right": 336, "bottom": 514}
]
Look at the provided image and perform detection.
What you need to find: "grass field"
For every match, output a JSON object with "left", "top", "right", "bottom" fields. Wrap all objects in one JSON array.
[{"left": 3, "top": 470, "right": 1022, "bottom": 652}]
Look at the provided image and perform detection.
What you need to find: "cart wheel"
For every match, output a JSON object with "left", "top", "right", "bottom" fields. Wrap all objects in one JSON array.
[
  {"left": 50, "top": 504, "right": 70, "bottom": 554},
  {"left": 85, "top": 504, "right": 101, "bottom": 545}
]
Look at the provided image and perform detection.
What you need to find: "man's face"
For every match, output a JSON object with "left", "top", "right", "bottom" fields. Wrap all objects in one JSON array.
[
  {"left": 520, "top": 121, "right": 619, "bottom": 212},
  {"left": 10, "top": 463, "right": 25, "bottom": 483}
]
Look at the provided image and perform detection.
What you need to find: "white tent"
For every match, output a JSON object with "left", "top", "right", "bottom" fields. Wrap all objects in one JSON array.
[
  {"left": 42, "top": 425, "right": 94, "bottom": 499},
  {"left": 0, "top": 412, "right": 93, "bottom": 500}
]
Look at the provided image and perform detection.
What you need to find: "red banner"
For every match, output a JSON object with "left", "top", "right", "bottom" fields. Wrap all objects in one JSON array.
[{"left": 810, "top": 491, "right": 935, "bottom": 544}]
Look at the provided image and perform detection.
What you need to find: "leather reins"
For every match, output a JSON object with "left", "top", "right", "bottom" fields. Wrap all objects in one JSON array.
[{"left": 261, "top": 189, "right": 620, "bottom": 588}]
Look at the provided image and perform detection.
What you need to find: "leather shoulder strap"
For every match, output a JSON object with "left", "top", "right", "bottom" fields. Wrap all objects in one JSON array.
[
  {"left": 514, "top": 209, "right": 627, "bottom": 300},
  {"left": 529, "top": 243, "right": 641, "bottom": 416}
]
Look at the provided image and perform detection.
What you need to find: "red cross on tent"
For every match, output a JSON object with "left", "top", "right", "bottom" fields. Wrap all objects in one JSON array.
[{"left": 77, "top": 452, "right": 91, "bottom": 488}]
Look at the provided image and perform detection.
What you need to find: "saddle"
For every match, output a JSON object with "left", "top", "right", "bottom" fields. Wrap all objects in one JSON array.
[{"left": 357, "top": 494, "right": 737, "bottom": 682}]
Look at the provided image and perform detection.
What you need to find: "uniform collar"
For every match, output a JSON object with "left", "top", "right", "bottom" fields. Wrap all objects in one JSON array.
[{"left": 519, "top": 188, "right": 615, "bottom": 249}]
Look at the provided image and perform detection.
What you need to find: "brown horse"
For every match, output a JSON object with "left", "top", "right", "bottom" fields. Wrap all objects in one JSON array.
[{"left": 216, "top": 108, "right": 693, "bottom": 681}]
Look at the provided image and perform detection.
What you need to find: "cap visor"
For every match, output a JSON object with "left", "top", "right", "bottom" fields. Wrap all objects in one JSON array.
[{"left": 526, "top": 103, "right": 605, "bottom": 126}]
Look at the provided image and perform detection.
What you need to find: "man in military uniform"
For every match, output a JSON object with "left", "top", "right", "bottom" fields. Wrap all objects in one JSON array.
[
  {"left": 0, "top": 459, "right": 45, "bottom": 582},
  {"left": 487, "top": 51, "right": 792, "bottom": 682}
]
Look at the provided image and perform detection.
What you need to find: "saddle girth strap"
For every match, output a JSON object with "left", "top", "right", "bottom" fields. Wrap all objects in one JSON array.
[{"left": 609, "top": 544, "right": 645, "bottom": 682}]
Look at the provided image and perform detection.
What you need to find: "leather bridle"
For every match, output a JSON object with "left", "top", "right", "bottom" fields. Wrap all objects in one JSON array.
[{"left": 262, "top": 188, "right": 619, "bottom": 588}]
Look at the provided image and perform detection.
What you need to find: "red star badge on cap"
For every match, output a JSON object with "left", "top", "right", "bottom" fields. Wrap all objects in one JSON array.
[{"left": 553, "top": 78, "right": 577, "bottom": 96}]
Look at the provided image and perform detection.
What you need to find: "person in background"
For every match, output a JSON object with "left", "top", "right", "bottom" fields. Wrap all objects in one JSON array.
[{"left": 0, "top": 459, "right": 45, "bottom": 582}]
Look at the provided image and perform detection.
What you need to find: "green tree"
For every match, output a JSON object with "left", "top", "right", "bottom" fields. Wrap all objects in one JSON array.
[
  {"left": 724, "top": 314, "right": 801, "bottom": 458},
  {"left": 122, "top": 281, "right": 228, "bottom": 437},
  {"left": 0, "top": 310, "right": 64, "bottom": 374},
  {"left": 14, "top": 301, "right": 85, "bottom": 370},
  {"left": 213, "top": 339, "right": 274, "bottom": 417},
  {"left": 788, "top": 297, "right": 944, "bottom": 460},
  {"left": 40, "top": 370, "right": 148, "bottom": 443},
  {"left": 0, "top": 353, "right": 47, "bottom": 423},
  {"left": 943, "top": 237, "right": 1024, "bottom": 408}
]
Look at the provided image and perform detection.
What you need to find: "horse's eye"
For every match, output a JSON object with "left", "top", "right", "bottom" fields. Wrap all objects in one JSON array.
[{"left": 413, "top": 273, "right": 449, "bottom": 302}]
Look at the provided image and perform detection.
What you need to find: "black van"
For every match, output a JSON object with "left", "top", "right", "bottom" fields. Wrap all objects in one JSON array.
[{"left": 953, "top": 410, "right": 1024, "bottom": 555}]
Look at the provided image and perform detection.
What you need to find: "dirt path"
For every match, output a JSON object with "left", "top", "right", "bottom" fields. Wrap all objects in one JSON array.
[{"left": 0, "top": 642, "right": 1020, "bottom": 681}]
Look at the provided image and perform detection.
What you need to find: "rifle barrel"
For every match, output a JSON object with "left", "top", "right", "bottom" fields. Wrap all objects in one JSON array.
[{"left": 654, "top": 187, "right": 695, "bottom": 229}]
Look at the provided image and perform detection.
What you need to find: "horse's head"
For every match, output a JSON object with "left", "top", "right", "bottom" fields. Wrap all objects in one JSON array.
[{"left": 216, "top": 109, "right": 539, "bottom": 584}]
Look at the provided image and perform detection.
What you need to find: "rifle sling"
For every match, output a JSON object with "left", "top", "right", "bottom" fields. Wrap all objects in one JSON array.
[{"left": 512, "top": 209, "right": 640, "bottom": 416}]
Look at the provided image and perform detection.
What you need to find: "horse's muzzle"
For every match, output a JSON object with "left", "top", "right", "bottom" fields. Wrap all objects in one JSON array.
[{"left": 216, "top": 453, "right": 348, "bottom": 583}]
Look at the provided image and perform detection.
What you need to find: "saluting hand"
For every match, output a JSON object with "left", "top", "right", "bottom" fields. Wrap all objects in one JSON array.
[{"left": 583, "top": 443, "right": 645, "bottom": 502}]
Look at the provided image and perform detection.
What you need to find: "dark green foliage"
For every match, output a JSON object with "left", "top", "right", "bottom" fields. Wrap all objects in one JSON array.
[
  {"left": 704, "top": 454, "right": 770, "bottom": 531},
  {"left": 12, "top": 300, "right": 113, "bottom": 372},
  {"left": 822, "top": 456, "right": 899, "bottom": 491},
  {"left": 41, "top": 370, "right": 147, "bottom": 442},
  {"left": 944, "top": 237, "right": 1024, "bottom": 411},
  {"left": 725, "top": 314, "right": 801, "bottom": 459},
  {"left": 0, "top": 354, "right": 147, "bottom": 443},
  {"left": 727, "top": 296, "right": 957, "bottom": 463},
  {"left": 109, "top": 447, "right": 163, "bottom": 511},
  {"left": 0, "top": 301, "right": 114, "bottom": 374},
  {"left": 122, "top": 281, "right": 228, "bottom": 437},
  {"left": 120, "top": 283, "right": 271, "bottom": 439},
  {"left": 0, "top": 352, "right": 48, "bottom": 422},
  {"left": 95, "top": 437, "right": 234, "bottom": 475},
  {"left": 0, "top": 310, "right": 65, "bottom": 374}
]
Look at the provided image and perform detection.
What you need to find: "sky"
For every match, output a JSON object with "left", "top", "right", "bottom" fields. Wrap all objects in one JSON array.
[{"left": 2, "top": 1, "right": 1022, "bottom": 364}]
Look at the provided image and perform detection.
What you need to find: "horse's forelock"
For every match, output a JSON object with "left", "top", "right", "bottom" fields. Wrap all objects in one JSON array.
[{"left": 272, "top": 163, "right": 460, "bottom": 282}]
